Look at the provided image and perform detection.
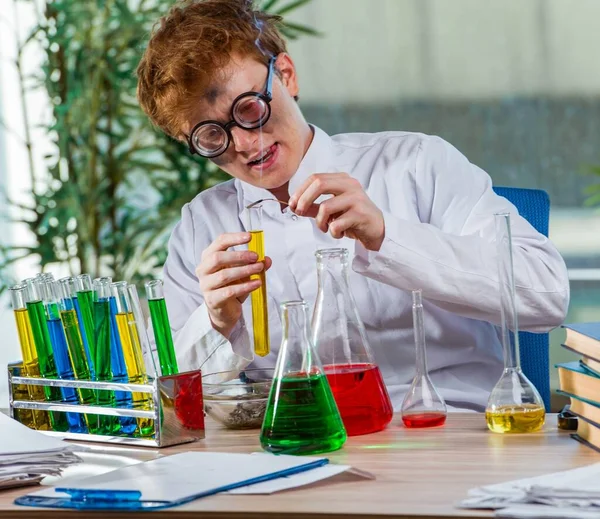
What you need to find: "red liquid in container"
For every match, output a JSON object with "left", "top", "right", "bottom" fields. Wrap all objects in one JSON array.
[
  {"left": 402, "top": 412, "right": 446, "bottom": 428},
  {"left": 324, "top": 363, "right": 393, "bottom": 436}
]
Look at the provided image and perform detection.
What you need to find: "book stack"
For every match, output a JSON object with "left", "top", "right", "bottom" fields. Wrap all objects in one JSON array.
[{"left": 557, "top": 323, "right": 600, "bottom": 452}]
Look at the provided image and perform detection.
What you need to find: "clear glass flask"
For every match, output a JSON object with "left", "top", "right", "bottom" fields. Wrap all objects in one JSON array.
[
  {"left": 260, "top": 300, "right": 347, "bottom": 455},
  {"left": 311, "top": 248, "right": 393, "bottom": 436},
  {"left": 246, "top": 202, "right": 270, "bottom": 357},
  {"left": 485, "top": 213, "right": 545, "bottom": 433},
  {"left": 400, "top": 289, "right": 447, "bottom": 428}
]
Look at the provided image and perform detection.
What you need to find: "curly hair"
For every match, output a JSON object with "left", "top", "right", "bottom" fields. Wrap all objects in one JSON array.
[{"left": 136, "top": 0, "right": 287, "bottom": 140}]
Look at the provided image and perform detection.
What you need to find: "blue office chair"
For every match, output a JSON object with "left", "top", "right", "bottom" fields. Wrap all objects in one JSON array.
[{"left": 492, "top": 186, "right": 551, "bottom": 410}]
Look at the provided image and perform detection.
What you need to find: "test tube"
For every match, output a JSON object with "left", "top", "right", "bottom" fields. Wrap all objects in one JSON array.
[
  {"left": 92, "top": 277, "right": 119, "bottom": 435},
  {"left": 60, "top": 276, "right": 94, "bottom": 377},
  {"left": 247, "top": 204, "right": 269, "bottom": 357},
  {"left": 145, "top": 280, "right": 178, "bottom": 376},
  {"left": 9, "top": 284, "right": 51, "bottom": 430},
  {"left": 127, "top": 283, "right": 159, "bottom": 377},
  {"left": 23, "top": 278, "right": 69, "bottom": 432},
  {"left": 100, "top": 276, "right": 137, "bottom": 435},
  {"left": 75, "top": 274, "right": 96, "bottom": 361},
  {"left": 38, "top": 279, "right": 87, "bottom": 433},
  {"left": 112, "top": 282, "right": 154, "bottom": 437}
]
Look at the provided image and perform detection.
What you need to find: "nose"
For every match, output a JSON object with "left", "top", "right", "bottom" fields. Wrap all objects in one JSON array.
[{"left": 230, "top": 126, "right": 257, "bottom": 154}]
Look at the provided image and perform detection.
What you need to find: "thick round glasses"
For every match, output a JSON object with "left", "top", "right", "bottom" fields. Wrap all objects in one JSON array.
[{"left": 188, "top": 56, "right": 276, "bottom": 158}]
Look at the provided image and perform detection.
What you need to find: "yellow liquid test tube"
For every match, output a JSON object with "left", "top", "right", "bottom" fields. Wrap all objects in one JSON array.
[
  {"left": 112, "top": 282, "right": 154, "bottom": 437},
  {"left": 248, "top": 229, "right": 269, "bottom": 357},
  {"left": 9, "top": 286, "right": 51, "bottom": 431}
]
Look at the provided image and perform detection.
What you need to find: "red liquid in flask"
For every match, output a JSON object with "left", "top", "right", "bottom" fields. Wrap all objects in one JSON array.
[
  {"left": 402, "top": 412, "right": 446, "bottom": 428},
  {"left": 324, "top": 363, "right": 393, "bottom": 436}
]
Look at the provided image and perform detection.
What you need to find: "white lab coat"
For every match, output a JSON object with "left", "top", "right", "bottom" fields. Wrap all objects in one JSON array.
[{"left": 160, "top": 125, "right": 569, "bottom": 411}]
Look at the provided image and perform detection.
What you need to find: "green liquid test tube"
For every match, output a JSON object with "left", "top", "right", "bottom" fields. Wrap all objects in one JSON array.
[
  {"left": 9, "top": 285, "right": 51, "bottom": 431},
  {"left": 76, "top": 274, "right": 96, "bottom": 361},
  {"left": 112, "top": 282, "right": 154, "bottom": 437},
  {"left": 57, "top": 280, "right": 100, "bottom": 434},
  {"left": 23, "top": 279, "right": 69, "bottom": 432},
  {"left": 93, "top": 278, "right": 119, "bottom": 435},
  {"left": 145, "top": 280, "right": 178, "bottom": 376}
]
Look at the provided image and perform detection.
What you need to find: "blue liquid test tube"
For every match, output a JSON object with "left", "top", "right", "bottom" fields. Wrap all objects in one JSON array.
[
  {"left": 95, "top": 277, "right": 137, "bottom": 435},
  {"left": 38, "top": 279, "right": 87, "bottom": 433}
]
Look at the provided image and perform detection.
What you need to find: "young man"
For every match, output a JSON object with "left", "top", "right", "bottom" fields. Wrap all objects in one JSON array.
[{"left": 136, "top": 0, "right": 569, "bottom": 411}]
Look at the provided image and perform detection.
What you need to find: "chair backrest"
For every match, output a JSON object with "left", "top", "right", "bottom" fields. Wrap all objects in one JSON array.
[{"left": 492, "top": 186, "right": 551, "bottom": 410}]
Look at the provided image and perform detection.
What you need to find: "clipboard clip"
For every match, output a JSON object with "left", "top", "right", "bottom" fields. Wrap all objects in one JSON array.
[{"left": 56, "top": 488, "right": 142, "bottom": 503}]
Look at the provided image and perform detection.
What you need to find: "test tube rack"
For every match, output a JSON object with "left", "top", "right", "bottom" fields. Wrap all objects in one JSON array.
[{"left": 7, "top": 362, "right": 205, "bottom": 448}]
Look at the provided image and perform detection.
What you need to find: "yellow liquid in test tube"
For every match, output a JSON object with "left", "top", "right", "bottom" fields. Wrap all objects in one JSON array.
[
  {"left": 13, "top": 308, "right": 51, "bottom": 430},
  {"left": 485, "top": 404, "right": 545, "bottom": 433},
  {"left": 115, "top": 312, "right": 154, "bottom": 437},
  {"left": 249, "top": 230, "right": 269, "bottom": 357}
]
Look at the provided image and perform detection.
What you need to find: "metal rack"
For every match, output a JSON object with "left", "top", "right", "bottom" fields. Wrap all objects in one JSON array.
[{"left": 8, "top": 362, "right": 205, "bottom": 448}]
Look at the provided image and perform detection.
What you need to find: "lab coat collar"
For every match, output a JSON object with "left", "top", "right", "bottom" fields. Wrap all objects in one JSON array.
[{"left": 236, "top": 124, "right": 335, "bottom": 225}]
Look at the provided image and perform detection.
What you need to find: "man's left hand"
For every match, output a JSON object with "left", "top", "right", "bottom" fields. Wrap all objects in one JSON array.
[{"left": 288, "top": 173, "right": 385, "bottom": 251}]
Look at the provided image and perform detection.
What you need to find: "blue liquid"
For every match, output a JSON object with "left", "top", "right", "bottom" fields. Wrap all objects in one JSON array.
[
  {"left": 47, "top": 318, "right": 87, "bottom": 433},
  {"left": 109, "top": 297, "right": 137, "bottom": 435},
  {"left": 72, "top": 297, "right": 95, "bottom": 378}
]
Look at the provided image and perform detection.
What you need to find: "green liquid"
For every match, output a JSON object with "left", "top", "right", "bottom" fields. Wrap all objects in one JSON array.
[
  {"left": 260, "top": 372, "right": 347, "bottom": 455},
  {"left": 147, "top": 298, "right": 178, "bottom": 376},
  {"left": 60, "top": 309, "right": 100, "bottom": 433},
  {"left": 77, "top": 290, "right": 96, "bottom": 359},
  {"left": 93, "top": 299, "right": 118, "bottom": 435},
  {"left": 26, "top": 300, "right": 69, "bottom": 432}
]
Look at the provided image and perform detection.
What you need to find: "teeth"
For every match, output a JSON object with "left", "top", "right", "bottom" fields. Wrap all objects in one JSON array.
[{"left": 252, "top": 147, "right": 272, "bottom": 165}]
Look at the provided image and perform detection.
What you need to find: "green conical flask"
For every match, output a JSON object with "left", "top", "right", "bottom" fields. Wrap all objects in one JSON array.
[{"left": 260, "top": 300, "right": 346, "bottom": 455}]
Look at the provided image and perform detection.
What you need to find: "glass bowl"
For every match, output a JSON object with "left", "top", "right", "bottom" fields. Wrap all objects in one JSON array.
[{"left": 202, "top": 368, "right": 274, "bottom": 429}]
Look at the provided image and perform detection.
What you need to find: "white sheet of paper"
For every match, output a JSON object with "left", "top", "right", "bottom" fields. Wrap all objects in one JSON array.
[
  {"left": 30, "top": 452, "right": 337, "bottom": 503},
  {"left": 226, "top": 453, "right": 373, "bottom": 494},
  {"left": 496, "top": 504, "right": 600, "bottom": 519},
  {"left": 0, "top": 413, "right": 77, "bottom": 456}
]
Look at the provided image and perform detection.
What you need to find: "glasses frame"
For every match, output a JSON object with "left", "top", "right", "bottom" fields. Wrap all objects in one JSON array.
[{"left": 187, "top": 55, "right": 277, "bottom": 158}]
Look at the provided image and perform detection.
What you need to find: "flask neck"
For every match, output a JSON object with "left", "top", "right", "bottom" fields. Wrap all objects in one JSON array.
[
  {"left": 279, "top": 301, "right": 318, "bottom": 376},
  {"left": 412, "top": 298, "right": 428, "bottom": 376},
  {"left": 282, "top": 302, "right": 312, "bottom": 343}
]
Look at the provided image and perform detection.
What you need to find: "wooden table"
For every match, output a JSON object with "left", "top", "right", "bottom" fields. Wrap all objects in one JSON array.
[{"left": 0, "top": 413, "right": 597, "bottom": 519}]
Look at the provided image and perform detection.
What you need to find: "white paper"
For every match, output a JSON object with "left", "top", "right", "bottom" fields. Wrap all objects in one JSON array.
[
  {"left": 30, "top": 451, "right": 370, "bottom": 503},
  {"left": 0, "top": 413, "right": 77, "bottom": 455},
  {"left": 0, "top": 413, "right": 83, "bottom": 490},
  {"left": 459, "top": 463, "right": 600, "bottom": 516},
  {"left": 496, "top": 504, "right": 600, "bottom": 519},
  {"left": 226, "top": 452, "right": 373, "bottom": 494}
]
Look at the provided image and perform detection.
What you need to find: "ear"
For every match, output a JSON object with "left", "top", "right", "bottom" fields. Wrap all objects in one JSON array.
[{"left": 275, "top": 52, "right": 299, "bottom": 98}]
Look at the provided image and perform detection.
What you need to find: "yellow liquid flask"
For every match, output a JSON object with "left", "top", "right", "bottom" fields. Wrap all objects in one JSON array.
[
  {"left": 485, "top": 213, "right": 545, "bottom": 433},
  {"left": 246, "top": 203, "right": 269, "bottom": 357}
]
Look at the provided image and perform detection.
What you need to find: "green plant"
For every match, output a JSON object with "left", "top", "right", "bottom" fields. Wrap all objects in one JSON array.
[{"left": 0, "top": 0, "right": 318, "bottom": 290}]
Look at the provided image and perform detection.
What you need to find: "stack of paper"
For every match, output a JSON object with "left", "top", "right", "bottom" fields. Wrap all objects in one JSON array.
[
  {"left": 458, "top": 463, "right": 600, "bottom": 518},
  {"left": 0, "top": 413, "right": 82, "bottom": 490}
]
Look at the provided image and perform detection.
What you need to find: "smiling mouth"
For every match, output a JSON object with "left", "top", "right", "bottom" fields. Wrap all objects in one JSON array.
[{"left": 248, "top": 143, "right": 277, "bottom": 167}]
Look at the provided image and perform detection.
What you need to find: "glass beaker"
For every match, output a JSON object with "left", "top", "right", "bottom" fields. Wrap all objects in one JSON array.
[
  {"left": 260, "top": 301, "right": 347, "bottom": 455},
  {"left": 485, "top": 213, "right": 545, "bottom": 433},
  {"left": 246, "top": 202, "right": 270, "bottom": 357},
  {"left": 311, "top": 248, "right": 393, "bottom": 436},
  {"left": 400, "top": 289, "right": 447, "bottom": 428}
]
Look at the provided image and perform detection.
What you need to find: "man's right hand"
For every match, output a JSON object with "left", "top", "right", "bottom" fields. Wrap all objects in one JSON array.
[{"left": 196, "top": 232, "right": 272, "bottom": 339}]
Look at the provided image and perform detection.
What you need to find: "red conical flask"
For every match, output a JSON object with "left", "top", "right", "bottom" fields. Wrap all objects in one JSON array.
[{"left": 311, "top": 248, "right": 393, "bottom": 436}]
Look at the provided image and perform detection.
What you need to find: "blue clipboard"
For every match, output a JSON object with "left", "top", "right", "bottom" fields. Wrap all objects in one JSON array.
[{"left": 15, "top": 454, "right": 329, "bottom": 511}]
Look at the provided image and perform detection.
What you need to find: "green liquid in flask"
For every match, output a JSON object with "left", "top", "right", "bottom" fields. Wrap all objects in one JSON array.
[{"left": 260, "top": 371, "right": 347, "bottom": 455}]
